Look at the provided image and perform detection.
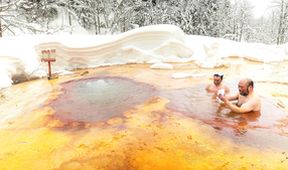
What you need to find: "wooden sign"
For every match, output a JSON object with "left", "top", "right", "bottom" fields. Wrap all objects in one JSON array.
[
  {"left": 41, "top": 49, "right": 56, "bottom": 62},
  {"left": 41, "top": 49, "right": 56, "bottom": 79}
]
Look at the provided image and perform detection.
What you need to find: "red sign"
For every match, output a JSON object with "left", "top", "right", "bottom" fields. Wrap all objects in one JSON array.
[
  {"left": 41, "top": 49, "right": 56, "bottom": 79},
  {"left": 41, "top": 49, "right": 56, "bottom": 62}
]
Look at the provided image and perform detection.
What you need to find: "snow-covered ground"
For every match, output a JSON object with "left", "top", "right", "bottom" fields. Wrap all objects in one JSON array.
[{"left": 0, "top": 24, "right": 287, "bottom": 89}]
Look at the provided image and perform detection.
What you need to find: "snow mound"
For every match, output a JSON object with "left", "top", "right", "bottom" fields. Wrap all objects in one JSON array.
[
  {"left": 1, "top": 24, "right": 288, "bottom": 89},
  {"left": 150, "top": 63, "right": 174, "bottom": 69}
]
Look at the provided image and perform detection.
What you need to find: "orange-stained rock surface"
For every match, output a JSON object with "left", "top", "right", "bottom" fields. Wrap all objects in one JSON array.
[{"left": 0, "top": 59, "right": 288, "bottom": 169}]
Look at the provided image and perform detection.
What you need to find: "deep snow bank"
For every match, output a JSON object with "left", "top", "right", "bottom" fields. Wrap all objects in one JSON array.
[{"left": 0, "top": 24, "right": 288, "bottom": 89}]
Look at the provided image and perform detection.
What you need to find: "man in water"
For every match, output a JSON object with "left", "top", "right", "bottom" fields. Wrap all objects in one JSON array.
[
  {"left": 206, "top": 73, "right": 230, "bottom": 94},
  {"left": 218, "top": 78, "right": 261, "bottom": 113}
]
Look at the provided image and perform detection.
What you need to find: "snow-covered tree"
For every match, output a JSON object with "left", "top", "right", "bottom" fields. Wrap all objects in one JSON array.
[
  {"left": 0, "top": 0, "right": 287, "bottom": 45},
  {"left": 0, "top": 0, "right": 44, "bottom": 36},
  {"left": 272, "top": 0, "right": 288, "bottom": 44},
  {"left": 17, "top": 0, "right": 59, "bottom": 33},
  {"left": 178, "top": 0, "right": 232, "bottom": 37},
  {"left": 229, "top": 0, "right": 253, "bottom": 42},
  {"left": 66, "top": 0, "right": 115, "bottom": 34}
]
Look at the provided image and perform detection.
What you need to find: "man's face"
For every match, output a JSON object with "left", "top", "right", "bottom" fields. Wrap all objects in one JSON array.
[
  {"left": 213, "top": 76, "right": 222, "bottom": 86},
  {"left": 238, "top": 80, "right": 249, "bottom": 96}
]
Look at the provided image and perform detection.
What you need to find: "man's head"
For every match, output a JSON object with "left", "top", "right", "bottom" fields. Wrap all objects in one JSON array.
[
  {"left": 238, "top": 78, "right": 254, "bottom": 96},
  {"left": 213, "top": 73, "right": 224, "bottom": 86}
]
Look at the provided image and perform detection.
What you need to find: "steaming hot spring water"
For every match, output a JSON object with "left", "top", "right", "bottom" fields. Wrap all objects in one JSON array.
[{"left": 1, "top": 25, "right": 288, "bottom": 169}]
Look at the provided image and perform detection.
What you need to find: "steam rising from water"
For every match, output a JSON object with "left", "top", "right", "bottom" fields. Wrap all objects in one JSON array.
[{"left": 50, "top": 77, "right": 157, "bottom": 123}]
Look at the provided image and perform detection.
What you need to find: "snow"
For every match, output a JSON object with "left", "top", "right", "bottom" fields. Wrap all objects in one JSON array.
[
  {"left": 0, "top": 24, "right": 288, "bottom": 89},
  {"left": 171, "top": 72, "right": 207, "bottom": 79},
  {"left": 150, "top": 63, "right": 174, "bottom": 70}
]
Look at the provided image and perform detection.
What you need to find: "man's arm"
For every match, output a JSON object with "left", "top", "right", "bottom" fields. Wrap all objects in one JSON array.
[
  {"left": 205, "top": 84, "right": 211, "bottom": 91},
  {"left": 225, "top": 93, "right": 238, "bottom": 101},
  {"left": 220, "top": 96, "right": 256, "bottom": 113},
  {"left": 225, "top": 100, "right": 254, "bottom": 113}
]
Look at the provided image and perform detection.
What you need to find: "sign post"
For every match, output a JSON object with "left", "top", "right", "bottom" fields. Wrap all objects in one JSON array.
[{"left": 41, "top": 49, "right": 56, "bottom": 80}]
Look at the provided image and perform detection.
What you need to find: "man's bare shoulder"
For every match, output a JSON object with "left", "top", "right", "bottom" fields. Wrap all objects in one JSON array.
[
  {"left": 251, "top": 93, "right": 261, "bottom": 102},
  {"left": 246, "top": 94, "right": 261, "bottom": 111},
  {"left": 253, "top": 94, "right": 261, "bottom": 106}
]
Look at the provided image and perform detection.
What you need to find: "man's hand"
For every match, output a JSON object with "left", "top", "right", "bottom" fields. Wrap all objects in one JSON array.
[
  {"left": 218, "top": 93, "right": 228, "bottom": 103},
  {"left": 218, "top": 93, "right": 256, "bottom": 113}
]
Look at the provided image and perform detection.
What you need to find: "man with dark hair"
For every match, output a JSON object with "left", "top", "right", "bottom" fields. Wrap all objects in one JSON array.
[
  {"left": 206, "top": 73, "right": 230, "bottom": 94},
  {"left": 218, "top": 78, "right": 261, "bottom": 113}
]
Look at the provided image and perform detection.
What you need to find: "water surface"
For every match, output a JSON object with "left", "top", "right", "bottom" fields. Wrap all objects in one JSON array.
[
  {"left": 50, "top": 76, "right": 157, "bottom": 123},
  {"left": 161, "top": 83, "right": 288, "bottom": 150}
]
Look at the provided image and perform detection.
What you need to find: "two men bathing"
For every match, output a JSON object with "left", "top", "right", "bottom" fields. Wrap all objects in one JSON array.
[{"left": 206, "top": 74, "right": 261, "bottom": 113}]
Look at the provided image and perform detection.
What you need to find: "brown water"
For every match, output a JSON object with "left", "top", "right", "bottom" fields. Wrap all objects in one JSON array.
[
  {"left": 162, "top": 83, "right": 288, "bottom": 150},
  {"left": 1, "top": 63, "right": 288, "bottom": 169},
  {"left": 49, "top": 76, "right": 288, "bottom": 150},
  {"left": 50, "top": 76, "right": 157, "bottom": 123}
]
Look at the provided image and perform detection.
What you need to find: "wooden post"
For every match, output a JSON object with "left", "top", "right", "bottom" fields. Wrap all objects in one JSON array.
[{"left": 48, "top": 61, "right": 52, "bottom": 79}]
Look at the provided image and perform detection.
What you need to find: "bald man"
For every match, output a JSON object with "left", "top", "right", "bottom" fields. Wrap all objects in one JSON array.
[{"left": 218, "top": 78, "right": 261, "bottom": 113}]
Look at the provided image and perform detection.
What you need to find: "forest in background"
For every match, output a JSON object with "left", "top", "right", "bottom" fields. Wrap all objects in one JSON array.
[{"left": 0, "top": 0, "right": 288, "bottom": 45}]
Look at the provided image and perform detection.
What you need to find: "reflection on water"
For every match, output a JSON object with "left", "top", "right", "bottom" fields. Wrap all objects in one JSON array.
[
  {"left": 47, "top": 74, "right": 288, "bottom": 149},
  {"left": 161, "top": 84, "right": 288, "bottom": 149},
  {"left": 50, "top": 77, "right": 157, "bottom": 123},
  {"left": 50, "top": 77, "right": 288, "bottom": 149},
  {"left": 2, "top": 62, "right": 288, "bottom": 169}
]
